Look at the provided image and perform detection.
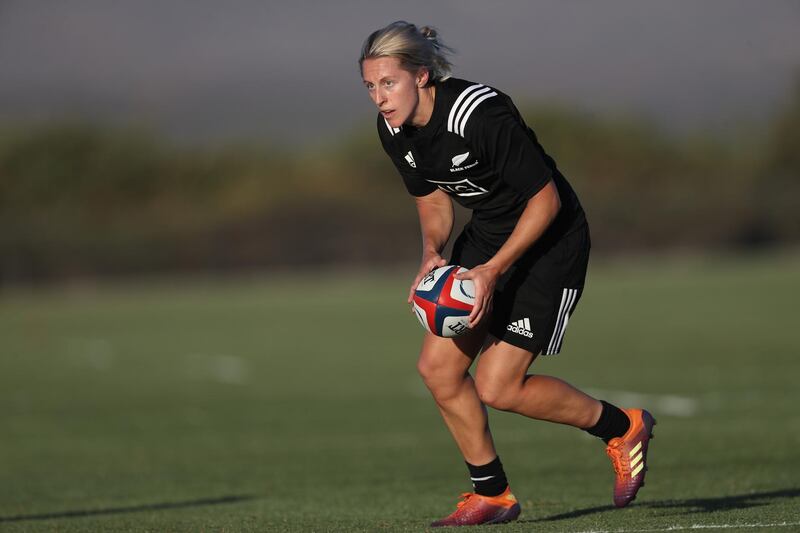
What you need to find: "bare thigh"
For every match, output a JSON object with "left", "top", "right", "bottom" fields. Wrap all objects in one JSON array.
[
  {"left": 475, "top": 335, "right": 600, "bottom": 426},
  {"left": 417, "top": 323, "right": 488, "bottom": 392},
  {"left": 472, "top": 336, "right": 535, "bottom": 409}
]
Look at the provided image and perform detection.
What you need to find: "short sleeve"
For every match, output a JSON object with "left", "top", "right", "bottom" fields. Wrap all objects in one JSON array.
[
  {"left": 376, "top": 115, "right": 437, "bottom": 197},
  {"left": 464, "top": 99, "right": 552, "bottom": 199}
]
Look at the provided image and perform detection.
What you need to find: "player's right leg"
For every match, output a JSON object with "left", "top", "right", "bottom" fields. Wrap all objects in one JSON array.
[
  {"left": 416, "top": 328, "right": 494, "bottom": 465},
  {"left": 416, "top": 328, "right": 521, "bottom": 527}
]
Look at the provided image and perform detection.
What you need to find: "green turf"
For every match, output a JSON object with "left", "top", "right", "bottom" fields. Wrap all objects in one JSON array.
[{"left": 1, "top": 253, "right": 799, "bottom": 532}]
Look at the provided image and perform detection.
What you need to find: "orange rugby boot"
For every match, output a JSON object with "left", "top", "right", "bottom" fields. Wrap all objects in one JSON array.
[
  {"left": 605, "top": 408, "right": 657, "bottom": 507},
  {"left": 430, "top": 486, "right": 521, "bottom": 527}
]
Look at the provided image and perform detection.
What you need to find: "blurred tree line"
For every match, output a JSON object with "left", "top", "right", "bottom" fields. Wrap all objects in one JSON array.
[{"left": 1, "top": 82, "right": 798, "bottom": 285}]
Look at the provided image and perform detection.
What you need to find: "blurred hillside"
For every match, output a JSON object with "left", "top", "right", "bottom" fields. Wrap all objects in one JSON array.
[{"left": 1, "top": 82, "right": 799, "bottom": 285}]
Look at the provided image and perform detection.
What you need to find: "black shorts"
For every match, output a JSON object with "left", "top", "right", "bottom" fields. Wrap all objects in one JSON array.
[{"left": 450, "top": 224, "right": 590, "bottom": 355}]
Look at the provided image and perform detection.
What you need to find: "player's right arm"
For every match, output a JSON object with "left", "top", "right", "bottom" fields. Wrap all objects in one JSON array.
[
  {"left": 407, "top": 189, "right": 453, "bottom": 304},
  {"left": 375, "top": 114, "right": 450, "bottom": 303}
]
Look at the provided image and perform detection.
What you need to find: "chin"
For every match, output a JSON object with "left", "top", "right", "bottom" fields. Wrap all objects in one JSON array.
[{"left": 386, "top": 113, "right": 407, "bottom": 128}]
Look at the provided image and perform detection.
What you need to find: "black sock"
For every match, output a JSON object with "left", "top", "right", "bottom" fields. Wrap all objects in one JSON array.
[
  {"left": 585, "top": 400, "right": 631, "bottom": 444},
  {"left": 466, "top": 456, "right": 508, "bottom": 497}
]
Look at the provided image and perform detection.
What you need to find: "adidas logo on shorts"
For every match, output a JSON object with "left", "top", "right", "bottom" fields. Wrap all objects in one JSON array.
[{"left": 507, "top": 317, "right": 534, "bottom": 338}]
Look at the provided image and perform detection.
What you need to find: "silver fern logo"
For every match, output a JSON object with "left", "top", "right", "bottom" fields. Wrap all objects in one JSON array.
[
  {"left": 451, "top": 152, "right": 470, "bottom": 167},
  {"left": 450, "top": 152, "right": 479, "bottom": 173}
]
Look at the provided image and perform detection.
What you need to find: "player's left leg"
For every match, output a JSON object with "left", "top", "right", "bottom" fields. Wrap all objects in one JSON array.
[
  {"left": 474, "top": 337, "right": 656, "bottom": 508},
  {"left": 473, "top": 337, "right": 600, "bottom": 427}
]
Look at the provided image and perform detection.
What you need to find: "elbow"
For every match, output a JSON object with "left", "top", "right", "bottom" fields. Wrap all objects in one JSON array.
[
  {"left": 527, "top": 178, "right": 561, "bottom": 224},
  {"left": 552, "top": 189, "right": 562, "bottom": 218},
  {"left": 547, "top": 180, "right": 561, "bottom": 223}
]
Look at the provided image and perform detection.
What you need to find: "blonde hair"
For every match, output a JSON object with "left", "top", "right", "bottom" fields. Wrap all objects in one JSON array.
[{"left": 359, "top": 21, "right": 454, "bottom": 84}]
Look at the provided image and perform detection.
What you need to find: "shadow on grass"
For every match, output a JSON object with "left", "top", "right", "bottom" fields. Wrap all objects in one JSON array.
[
  {"left": 0, "top": 494, "right": 257, "bottom": 523},
  {"left": 522, "top": 488, "right": 800, "bottom": 523}
]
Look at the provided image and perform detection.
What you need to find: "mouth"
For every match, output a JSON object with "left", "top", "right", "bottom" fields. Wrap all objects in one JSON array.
[{"left": 380, "top": 109, "right": 395, "bottom": 119}]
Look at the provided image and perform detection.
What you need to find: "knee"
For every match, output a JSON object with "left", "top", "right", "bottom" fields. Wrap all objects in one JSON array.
[
  {"left": 474, "top": 376, "right": 517, "bottom": 412},
  {"left": 417, "top": 355, "right": 463, "bottom": 402}
]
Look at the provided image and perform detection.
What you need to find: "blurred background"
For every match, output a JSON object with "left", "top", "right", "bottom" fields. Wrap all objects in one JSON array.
[
  {"left": 2, "top": 2, "right": 800, "bottom": 531},
  {"left": 1, "top": 0, "right": 798, "bottom": 283}
]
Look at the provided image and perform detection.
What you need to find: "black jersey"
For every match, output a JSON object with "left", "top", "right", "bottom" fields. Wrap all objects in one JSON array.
[{"left": 378, "top": 77, "right": 586, "bottom": 258}]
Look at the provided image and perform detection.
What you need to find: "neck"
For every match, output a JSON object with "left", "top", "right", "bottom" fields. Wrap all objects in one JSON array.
[{"left": 409, "top": 85, "right": 436, "bottom": 127}]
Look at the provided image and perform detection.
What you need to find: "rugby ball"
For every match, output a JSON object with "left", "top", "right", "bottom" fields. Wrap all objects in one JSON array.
[{"left": 412, "top": 265, "right": 475, "bottom": 337}]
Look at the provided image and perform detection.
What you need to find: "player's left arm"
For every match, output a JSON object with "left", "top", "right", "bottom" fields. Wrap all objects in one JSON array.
[
  {"left": 455, "top": 96, "right": 560, "bottom": 328},
  {"left": 457, "top": 182, "right": 560, "bottom": 328}
]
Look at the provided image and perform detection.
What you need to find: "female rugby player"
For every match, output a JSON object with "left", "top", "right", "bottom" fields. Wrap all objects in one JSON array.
[{"left": 360, "top": 21, "right": 656, "bottom": 527}]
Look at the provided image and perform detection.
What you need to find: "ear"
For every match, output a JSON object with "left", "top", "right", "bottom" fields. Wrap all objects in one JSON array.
[{"left": 416, "top": 68, "right": 430, "bottom": 88}]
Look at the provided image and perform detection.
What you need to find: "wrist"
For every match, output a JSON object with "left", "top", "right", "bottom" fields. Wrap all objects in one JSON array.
[
  {"left": 484, "top": 256, "right": 511, "bottom": 277},
  {"left": 482, "top": 260, "right": 505, "bottom": 277},
  {"left": 422, "top": 245, "right": 443, "bottom": 258}
]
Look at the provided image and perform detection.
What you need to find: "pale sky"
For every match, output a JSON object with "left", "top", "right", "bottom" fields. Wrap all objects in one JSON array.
[{"left": 0, "top": 0, "right": 798, "bottom": 145}]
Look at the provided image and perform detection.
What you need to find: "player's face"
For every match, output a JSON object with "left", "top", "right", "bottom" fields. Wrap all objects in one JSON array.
[{"left": 362, "top": 57, "right": 425, "bottom": 128}]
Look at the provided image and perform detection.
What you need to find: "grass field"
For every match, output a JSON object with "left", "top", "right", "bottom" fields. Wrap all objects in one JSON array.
[{"left": 1, "top": 253, "right": 799, "bottom": 532}]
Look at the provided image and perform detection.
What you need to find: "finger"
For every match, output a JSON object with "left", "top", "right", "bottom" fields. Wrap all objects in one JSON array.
[
  {"left": 428, "top": 256, "right": 443, "bottom": 268},
  {"left": 454, "top": 269, "right": 473, "bottom": 280},
  {"left": 471, "top": 292, "right": 493, "bottom": 327},
  {"left": 469, "top": 285, "right": 493, "bottom": 327},
  {"left": 468, "top": 284, "right": 483, "bottom": 318},
  {"left": 469, "top": 306, "right": 487, "bottom": 329},
  {"left": 408, "top": 281, "right": 422, "bottom": 303},
  {"left": 468, "top": 293, "right": 483, "bottom": 324},
  {"left": 429, "top": 261, "right": 446, "bottom": 274},
  {"left": 408, "top": 274, "right": 424, "bottom": 303},
  {"left": 469, "top": 300, "right": 485, "bottom": 329}
]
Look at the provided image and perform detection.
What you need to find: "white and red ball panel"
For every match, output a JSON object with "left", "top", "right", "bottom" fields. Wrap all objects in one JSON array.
[
  {"left": 412, "top": 301, "right": 432, "bottom": 333},
  {"left": 444, "top": 267, "right": 475, "bottom": 307},
  {"left": 415, "top": 264, "right": 454, "bottom": 292},
  {"left": 412, "top": 265, "right": 475, "bottom": 337}
]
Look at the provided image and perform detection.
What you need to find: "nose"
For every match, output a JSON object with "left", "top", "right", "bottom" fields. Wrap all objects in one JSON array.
[{"left": 372, "top": 87, "right": 386, "bottom": 107}]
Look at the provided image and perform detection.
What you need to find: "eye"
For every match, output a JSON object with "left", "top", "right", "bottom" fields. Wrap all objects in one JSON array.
[
  {"left": 384, "top": 80, "right": 394, "bottom": 87},
  {"left": 364, "top": 82, "right": 375, "bottom": 90}
]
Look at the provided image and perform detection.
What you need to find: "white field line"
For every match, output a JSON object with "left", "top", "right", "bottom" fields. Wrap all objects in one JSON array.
[
  {"left": 185, "top": 353, "right": 248, "bottom": 385},
  {"left": 575, "top": 521, "right": 800, "bottom": 532},
  {"left": 585, "top": 388, "right": 698, "bottom": 417},
  {"left": 409, "top": 380, "right": 700, "bottom": 418},
  {"left": 65, "top": 337, "right": 115, "bottom": 370}
]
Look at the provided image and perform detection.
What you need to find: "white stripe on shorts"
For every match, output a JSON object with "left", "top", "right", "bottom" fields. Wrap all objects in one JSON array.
[{"left": 545, "top": 288, "right": 578, "bottom": 355}]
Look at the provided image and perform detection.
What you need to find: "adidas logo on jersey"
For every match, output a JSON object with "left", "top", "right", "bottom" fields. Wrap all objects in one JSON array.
[
  {"left": 507, "top": 317, "right": 533, "bottom": 338},
  {"left": 404, "top": 151, "right": 416, "bottom": 168}
]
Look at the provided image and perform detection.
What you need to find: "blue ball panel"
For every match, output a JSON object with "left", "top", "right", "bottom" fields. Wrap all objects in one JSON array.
[
  {"left": 414, "top": 265, "right": 456, "bottom": 305},
  {"left": 434, "top": 305, "right": 470, "bottom": 336}
]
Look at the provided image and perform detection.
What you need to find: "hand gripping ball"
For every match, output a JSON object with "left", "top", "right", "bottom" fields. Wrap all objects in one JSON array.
[{"left": 412, "top": 265, "right": 475, "bottom": 337}]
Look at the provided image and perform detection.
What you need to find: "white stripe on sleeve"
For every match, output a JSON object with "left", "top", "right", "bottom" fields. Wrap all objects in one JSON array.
[
  {"left": 456, "top": 91, "right": 498, "bottom": 136},
  {"left": 447, "top": 84, "right": 484, "bottom": 133}
]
